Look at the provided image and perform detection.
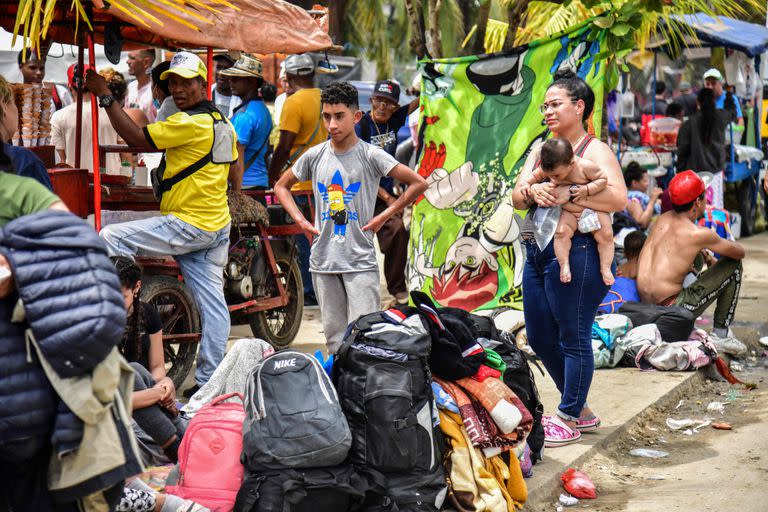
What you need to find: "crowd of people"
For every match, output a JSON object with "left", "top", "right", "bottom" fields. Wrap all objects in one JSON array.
[{"left": 0, "top": 42, "right": 764, "bottom": 510}]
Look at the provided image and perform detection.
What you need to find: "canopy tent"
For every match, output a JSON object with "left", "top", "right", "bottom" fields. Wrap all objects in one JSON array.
[
  {"left": 671, "top": 14, "right": 768, "bottom": 58},
  {"left": 0, "top": 0, "right": 332, "bottom": 54},
  {"left": 647, "top": 14, "right": 768, "bottom": 58}
]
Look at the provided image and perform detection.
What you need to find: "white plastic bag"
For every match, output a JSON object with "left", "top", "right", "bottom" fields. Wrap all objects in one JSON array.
[{"left": 533, "top": 205, "right": 561, "bottom": 250}]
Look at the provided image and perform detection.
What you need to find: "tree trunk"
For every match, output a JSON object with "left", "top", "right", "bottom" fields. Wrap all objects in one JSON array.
[
  {"left": 328, "top": 0, "right": 347, "bottom": 45},
  {"left": 428, "top": 0, "right": 443, "bottom": 58},
  {"left": 503, "top": 0, "right": 565, "bottom": 51},
  {"left": 503, "top": 2, "right": 528, "bottom": 51},
  {"left": 472, "top": 0, "right": 491, "bottom": 55},
  {"left": 405, "top": 0, "right": 429, "bottom": 59}
]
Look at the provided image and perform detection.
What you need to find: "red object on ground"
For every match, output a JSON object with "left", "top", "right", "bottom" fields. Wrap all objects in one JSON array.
[
  {"left": 561, "top": 468, "right": 597, "bottom": 499},
  {"left": 715, "top": 357, "right": 757, "bottom": 389}
]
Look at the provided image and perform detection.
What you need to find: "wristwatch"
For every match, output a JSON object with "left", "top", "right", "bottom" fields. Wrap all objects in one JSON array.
[
  {"left": 98, "top": 94, "right": 116, "bottom": 108},
  {"left": 569, "top": 184, "right": 580, "bottom": 202}
]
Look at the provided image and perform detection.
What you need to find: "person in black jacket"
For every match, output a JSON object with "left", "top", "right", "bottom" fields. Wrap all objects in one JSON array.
[
  {"left": 1, "top": 147, "right": 134, "bottom": 509},
  {"left": 676, "top": 88, "right": 733, "bottom": 176}
]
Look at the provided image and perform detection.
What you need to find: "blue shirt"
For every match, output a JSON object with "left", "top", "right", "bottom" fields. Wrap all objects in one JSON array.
[
  {"left": 231, "top": 99, "right": 272, "bottom": 188},
  {"left": 3, "top": 143, "right": 53, "bottom": 190},
  {"left": 715, "top": 92, "right": 742, "bottom": 119}
]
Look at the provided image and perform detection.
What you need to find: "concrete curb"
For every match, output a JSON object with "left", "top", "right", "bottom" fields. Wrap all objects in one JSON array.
[{"left": 526, "top": 370, "right": 706, "bottom": 507}]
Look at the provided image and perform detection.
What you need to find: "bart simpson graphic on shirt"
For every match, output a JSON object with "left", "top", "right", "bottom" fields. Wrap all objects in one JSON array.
[{"left": 318, "top": 170, "right": 361, "bottom": 242}]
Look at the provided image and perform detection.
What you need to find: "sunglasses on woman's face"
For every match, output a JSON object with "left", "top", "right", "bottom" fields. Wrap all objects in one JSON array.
[{"left": 538, "top": 99, "right": 577, "bottom": 115}]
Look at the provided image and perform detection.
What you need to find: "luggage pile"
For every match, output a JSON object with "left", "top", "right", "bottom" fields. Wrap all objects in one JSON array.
[{"left": 166, "top": 293, "right": 543, "bottom": 512}]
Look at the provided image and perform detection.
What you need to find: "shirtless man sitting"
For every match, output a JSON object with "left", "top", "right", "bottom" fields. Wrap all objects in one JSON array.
[{"left": 637, "top": 171, "right": 744, "bottom": 338}]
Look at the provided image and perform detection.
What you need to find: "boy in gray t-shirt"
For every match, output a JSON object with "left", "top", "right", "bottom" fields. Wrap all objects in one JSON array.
[{"left": 275, "top": 81, "right": 427, "bottom": 353}]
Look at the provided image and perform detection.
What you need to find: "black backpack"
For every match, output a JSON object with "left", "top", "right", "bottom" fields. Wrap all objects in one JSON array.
[
  {"left": 333, "top": 309, "right": 447, "bottom": 511},
  {"left": 234, "top": 465, "right": 374, "bottom": 512},
  {"left": 618, "top": 302, "right": 696, "bottom": 341}
]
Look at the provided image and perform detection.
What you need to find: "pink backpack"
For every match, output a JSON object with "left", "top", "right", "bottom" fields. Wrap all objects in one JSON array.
[{"left": 165, "top": 393, "right": 245, "bottom": 511}]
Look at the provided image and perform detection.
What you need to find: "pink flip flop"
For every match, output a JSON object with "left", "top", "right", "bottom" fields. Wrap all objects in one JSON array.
[
  {"left": 575, "top": 415, "right": 601, "bottom": 432},
  {"left": 543, "top": 415, "right": 582, "bottom": 447}
]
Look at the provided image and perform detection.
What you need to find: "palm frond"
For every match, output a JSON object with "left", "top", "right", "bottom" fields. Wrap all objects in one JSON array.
[{"left": 345, "top": 0, "right": 391, "bottom": 76}]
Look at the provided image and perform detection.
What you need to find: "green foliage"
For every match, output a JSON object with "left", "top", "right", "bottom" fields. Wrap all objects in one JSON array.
[{"left": 563, "top": 0, "right": 767, "bottom": 91}]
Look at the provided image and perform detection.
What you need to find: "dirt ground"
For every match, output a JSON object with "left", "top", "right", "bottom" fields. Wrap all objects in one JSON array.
[{"left": 529, "top": 361, "right": 768, "bottom": 512}]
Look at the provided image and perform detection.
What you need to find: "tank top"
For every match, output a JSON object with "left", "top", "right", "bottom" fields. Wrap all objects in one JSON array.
[{"left": 520, "top": 135, "right": 595, "bottom": 238}]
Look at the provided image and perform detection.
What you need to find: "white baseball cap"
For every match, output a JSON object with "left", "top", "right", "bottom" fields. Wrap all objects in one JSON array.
[
  {"left": 283, "top": 54, "right": 315, "bottom": 76},
  {"left": 703, "top": 68, "right": 723, "bottom": 81}
]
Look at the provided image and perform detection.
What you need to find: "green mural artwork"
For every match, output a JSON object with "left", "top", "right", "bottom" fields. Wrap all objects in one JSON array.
[{"left": 409, "top": 23, "right": 608, "bottom": 312}]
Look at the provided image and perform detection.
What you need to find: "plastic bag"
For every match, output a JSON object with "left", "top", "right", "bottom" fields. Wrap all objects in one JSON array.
[
  {"left": 561, "top": 468, "right": 597, "bottom": 499},
  {"left": 533, "top": 205, "right": 562, "bottom": 250},
  {"left": 578, "top": 208, "right": 601, "bottom": 233}
]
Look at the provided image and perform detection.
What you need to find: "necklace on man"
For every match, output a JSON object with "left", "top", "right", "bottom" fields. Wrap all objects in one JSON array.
[{"left": 373, "top": 119, "right": 389, "bottom": 149}]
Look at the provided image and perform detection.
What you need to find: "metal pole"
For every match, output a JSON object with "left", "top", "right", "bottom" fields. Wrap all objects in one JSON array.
[
  {"left": 74, "top": 44, "right": 84, "bottom": 169},
  {"left": 754, "top": 55, "right": 762, "bottom": 150},
  {"left": 651, "top": 52, "right": 657, "bottom": 119},
  {"left": 206, "top": 47, "right": 213, "bottom": 100},
  {"left": 87, "top": 33, "right": 102, "bottom": 232},
  {"left": 617, "top": 73, "right": 626, "bottom": 163}
]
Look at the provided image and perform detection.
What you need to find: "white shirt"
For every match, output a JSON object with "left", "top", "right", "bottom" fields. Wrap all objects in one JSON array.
[
  {"left": 211, "top": 83, "right": 241, "bottom": 118},
  {"left": 50, "top": 100, "right": 121, "bottom": 174},
  {"left": 127, "top": 79, "right": 156, "bottom": 122},
  {"left": 274, "top": 92, "right": 287, "bottom": 127},
  {"left": 50, "top": 84, "right": 73, "bottom": 113}
]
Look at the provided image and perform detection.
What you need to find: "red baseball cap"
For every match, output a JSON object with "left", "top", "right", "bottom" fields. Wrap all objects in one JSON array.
[
  {"left": 67, "top": 63, "right": 94, "bottom": 89},
  {"left": 668, "top": 170, "right": 705, "bottom": 206}
]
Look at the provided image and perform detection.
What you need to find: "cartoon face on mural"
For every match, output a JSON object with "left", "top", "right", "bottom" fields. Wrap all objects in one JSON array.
[
  {"left": 409, "top": 25, "right": 607, "bottom": 312},
  {"left": 318, "top": 170, "right": 361, "bottom": 242}
]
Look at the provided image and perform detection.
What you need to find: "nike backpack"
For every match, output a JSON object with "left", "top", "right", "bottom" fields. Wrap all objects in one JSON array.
[
  {"left": 241, "top": 350, "right": 351, "bottom": 471},
  {"left": 165, "top": 392, "right": 246, "bottom": 511},
  {"left": 333, "top": 308, "right": 447, "bottom": 511}
]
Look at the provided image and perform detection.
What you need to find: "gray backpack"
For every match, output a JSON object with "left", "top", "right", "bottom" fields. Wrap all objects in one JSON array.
[{"left": 241, "top": 350, "right": 351, "bottom": 471}]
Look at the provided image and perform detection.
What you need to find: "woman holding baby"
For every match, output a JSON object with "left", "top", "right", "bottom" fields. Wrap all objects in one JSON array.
[{"left": 511, "top": 69, "right": 627, "bottom": 448}]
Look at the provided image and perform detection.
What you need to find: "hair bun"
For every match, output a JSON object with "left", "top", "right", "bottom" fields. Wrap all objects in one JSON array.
[{"left": 552, "top": 68, "right": 578, "bottom": 81}]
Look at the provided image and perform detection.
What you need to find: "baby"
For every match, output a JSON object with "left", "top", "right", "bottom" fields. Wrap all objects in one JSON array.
[{"left": 525, "top": 138, "right": 614, "bottom": 286}]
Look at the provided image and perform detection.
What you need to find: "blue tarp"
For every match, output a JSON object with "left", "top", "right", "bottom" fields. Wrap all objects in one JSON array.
[{"left": 671, "top": 14, "right": 768, "bottom": 58}]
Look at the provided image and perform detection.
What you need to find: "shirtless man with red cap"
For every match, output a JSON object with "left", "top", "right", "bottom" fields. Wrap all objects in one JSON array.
[{"left": 637, "top": 170, "right": 745, "bottom": 338}]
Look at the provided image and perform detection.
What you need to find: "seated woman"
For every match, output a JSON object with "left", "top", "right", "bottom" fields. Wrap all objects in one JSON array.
[
  {"left": 623, "top": 161, "right": 662, "bottom": 229},
  {"left": 112, "top": 256, "right": 187, "bottom": 465}
]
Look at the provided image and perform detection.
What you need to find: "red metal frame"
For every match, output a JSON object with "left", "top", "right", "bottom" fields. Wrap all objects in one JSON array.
[
  {"left": 206, "top": 47, "right": 213, "bottom": 99},
  {"left": 87, "top": 33, "right": 102, "bottom": 231}
]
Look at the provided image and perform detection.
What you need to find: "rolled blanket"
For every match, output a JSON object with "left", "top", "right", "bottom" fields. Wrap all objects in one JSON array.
[
  {"left": 457, "top": 376, "right": 533, "bottom": 437},
  {"left": 435, "top": 378, "right": 523, "bottom": 452}
]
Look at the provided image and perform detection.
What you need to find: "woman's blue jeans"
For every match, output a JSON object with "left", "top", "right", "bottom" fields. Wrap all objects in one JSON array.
[{"left": 522, "top": 233, "right": 610, "bottom": 421}]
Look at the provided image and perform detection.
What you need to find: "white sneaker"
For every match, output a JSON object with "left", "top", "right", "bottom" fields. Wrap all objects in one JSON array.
[{"left": 710, "top": 332, "right": 747, "bottom": 356}]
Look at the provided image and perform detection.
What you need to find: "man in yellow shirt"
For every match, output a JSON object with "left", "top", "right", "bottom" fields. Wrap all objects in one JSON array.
[
  {"left": 267, "top": 53, "right": 327, "bottom": 184},
  {"left": 84, "top": 52, "right": 237, "bottom": 394},
  {"left": 268, "top": 54, "right": 328, "bottom": 306}
]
